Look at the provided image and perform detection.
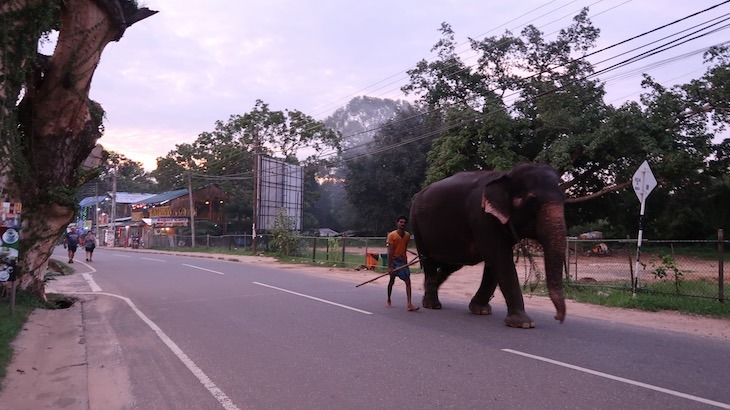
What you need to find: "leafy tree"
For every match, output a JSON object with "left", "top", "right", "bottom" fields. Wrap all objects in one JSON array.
[
  {"left": 401, "top": 10, "right": 729, "bottom": 238},
  {"left": 325, "top": 96, "right": 412, "bottom": 155},
  {"left": 78, "top": 150, "right": 158, "bottom": 209},
  {"left": 343, "top": 105, "right": 435, "bottom": 235},
  {"left": 151, "top": 100, "right": 341, "bottom": 234},
  {"left": 0, "top": 1, "right": 156, "bottom": 297}
]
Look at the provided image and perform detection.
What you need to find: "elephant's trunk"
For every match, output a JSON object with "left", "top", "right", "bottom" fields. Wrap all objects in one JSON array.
[{"left": 538, "top": 202, "right": 567, "bottom": 323}]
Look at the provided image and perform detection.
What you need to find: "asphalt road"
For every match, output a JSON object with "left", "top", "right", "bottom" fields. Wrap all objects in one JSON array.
[{"left": 54, "top": 247, "right": 730, "bottom": 409}]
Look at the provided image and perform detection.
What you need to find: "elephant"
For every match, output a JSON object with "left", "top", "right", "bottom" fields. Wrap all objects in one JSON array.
[{"left": 410, "top": 163, "right": 567, "bottom": 328}]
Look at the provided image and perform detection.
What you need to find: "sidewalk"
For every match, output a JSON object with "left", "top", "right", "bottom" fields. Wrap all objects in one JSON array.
[{"left": 0, "top": 274, "right": 88, "bottom": 409}]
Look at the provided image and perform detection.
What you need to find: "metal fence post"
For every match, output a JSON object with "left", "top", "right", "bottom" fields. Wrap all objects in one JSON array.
[
  {"left": 312, "top": 237, "right": 316, "bottom": 262},
  {"left": 719, "top": 229, "right": 724, "bottom": 303},
  {"left": 341, "top": 236, "right": 346, "bottom": 263}
]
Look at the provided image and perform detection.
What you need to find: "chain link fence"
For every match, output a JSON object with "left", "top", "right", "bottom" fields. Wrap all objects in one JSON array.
[{"left": 564, "top": 234, "right": 727, "bottom": 301}]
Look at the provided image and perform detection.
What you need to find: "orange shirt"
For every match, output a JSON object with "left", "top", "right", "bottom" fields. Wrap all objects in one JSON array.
[{"left": 387, "top": 230, "right": 410, "bottom": 259}]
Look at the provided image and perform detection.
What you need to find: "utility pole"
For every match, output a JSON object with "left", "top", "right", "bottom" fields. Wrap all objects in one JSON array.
[
  {"left": 252, "top": 127, "right": 260, "bottom": 253},
  {"left": 188, "top": 171, "right": 196, "bottom": 247},
  {"left": 110, "top": 169, "right": 117, "bottom": 247},
  {"left": 95, "top": 181, "right": 100, "bottom": 240}
]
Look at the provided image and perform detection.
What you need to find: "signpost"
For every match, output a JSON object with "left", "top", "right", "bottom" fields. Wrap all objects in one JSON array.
[{"left": 632, "top": 160, "right": 657, "bottom": 297}]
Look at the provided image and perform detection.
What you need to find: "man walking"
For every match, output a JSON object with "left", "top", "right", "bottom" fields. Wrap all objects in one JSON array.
[
  {"left": 63, "top": 228, "right": 80, "bottom": 263},
  {"left": 386, "top": 215, "right": 419, "bottom": 311}
]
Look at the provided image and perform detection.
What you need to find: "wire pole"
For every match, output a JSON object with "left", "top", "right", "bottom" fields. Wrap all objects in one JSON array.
[
  {"left": 110, "top": 169, "right": 116, "bottom": 247},
  {"left": 95, "top": 181, "right": 100, "bottom": 240},
  {"left": 188, "top": 171, "right": 196, "bottom": 248},
  {"left": 252, "top": 127, "right": 260, "bottom": 253}
]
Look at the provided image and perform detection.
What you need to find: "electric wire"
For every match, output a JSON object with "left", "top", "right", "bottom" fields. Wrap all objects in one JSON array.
[{"left": 182, "top": 1, "right": 730, "bottom": 182}]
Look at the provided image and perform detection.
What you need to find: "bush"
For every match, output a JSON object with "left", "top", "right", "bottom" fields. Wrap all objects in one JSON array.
[{"left": 270, "top": 209, "right": 302, "bottom": 256}]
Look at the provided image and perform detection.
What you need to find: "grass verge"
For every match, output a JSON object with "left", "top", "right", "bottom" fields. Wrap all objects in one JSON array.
[
  {"left": 0, "top": 290, "right": 47, "bottom": 383},
  {"left": 563, "top": 285, "right": 730, "bottom": 319},
  {"left": 0, "top": 261, "right": 76, "bottom": 385}
]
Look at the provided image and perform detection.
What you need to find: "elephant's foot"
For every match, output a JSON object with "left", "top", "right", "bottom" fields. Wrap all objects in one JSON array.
[
  {"left": 422, "top": 294, "right": 442, "bottom": 309},
  {"left": 468, "top": 300, "right": 492, "bottom": 315},
  {"left": 504, "top": 313, "right": 535, "bottom": 329}
]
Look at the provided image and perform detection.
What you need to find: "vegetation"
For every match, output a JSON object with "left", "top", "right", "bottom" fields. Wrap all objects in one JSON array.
[
  {"left": 270, "top": 209, "right": 302, "bottom": 256},
  {"left": 563, "top": 285, "right": 730, "bottom": 319},
  {"left": 0, "top": 292, "right": 37, "bottom": 382},
  {"left": 647, "top": 253, "right": 685, "bottom": 295},
  {"left": 151, "top": 99, "right": 341, "bottom": 233}
]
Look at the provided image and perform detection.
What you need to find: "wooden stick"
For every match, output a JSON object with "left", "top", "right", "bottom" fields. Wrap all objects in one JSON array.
[{"left": 355, "top": 257, "right": 420, "bottom": 287}]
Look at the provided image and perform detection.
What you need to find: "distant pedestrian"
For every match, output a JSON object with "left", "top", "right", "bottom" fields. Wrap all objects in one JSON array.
[
  {"left": 63, "top": 228, "right": 80, "bottom": 264},
  {"left": 84, "top": 232, "right": 97, "bottom": 262},
  {"left": 386, "top": 215, "right": 419, "bottom": 311}
]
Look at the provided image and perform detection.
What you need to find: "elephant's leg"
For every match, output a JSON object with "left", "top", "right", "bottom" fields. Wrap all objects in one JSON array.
[
  {"left": 496, "top": 256, "right": 535, "bottom": 328},
  {"left": 469, "top": 263, "right": 497, "bottom": 315},
  {"left": 422, "top": 260, "right": 460, "bottom": 309}
]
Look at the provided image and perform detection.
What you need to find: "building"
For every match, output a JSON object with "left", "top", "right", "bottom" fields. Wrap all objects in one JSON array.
[
  {"left": 132, "top": 185, "right": 230, "bottom": 248},
  {"left": 78, "top": 192, "right": 156, "bottom": 246}
]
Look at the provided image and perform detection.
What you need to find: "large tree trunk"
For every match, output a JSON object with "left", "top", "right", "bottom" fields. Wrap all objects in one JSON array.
[{"left": 1, "top": 0, "right": 156, "bottom": 298}]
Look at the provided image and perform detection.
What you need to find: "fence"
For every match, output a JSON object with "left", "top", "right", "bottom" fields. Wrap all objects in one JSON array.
[
  {"left": 140, "top": 230, "right": 727, "bottom": 301},
  {"left": 564, "top": 233, "right": 726, "bottom": 301}
]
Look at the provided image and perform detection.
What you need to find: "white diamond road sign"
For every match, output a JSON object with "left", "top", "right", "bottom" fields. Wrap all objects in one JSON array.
[{"left": 632, "top": 160, "right": 657, "bottom": 206}]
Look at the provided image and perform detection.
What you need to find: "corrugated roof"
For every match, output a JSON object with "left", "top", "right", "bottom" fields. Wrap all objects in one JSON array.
[
  {"left": 79, "top": 196, "right": 108, "bottom": 208},
  {"left": 111, "top": 192, "right": 157, "bottom": 204},
  {"left": 134, "top": 189, "right": 188, "bottom": 205}
]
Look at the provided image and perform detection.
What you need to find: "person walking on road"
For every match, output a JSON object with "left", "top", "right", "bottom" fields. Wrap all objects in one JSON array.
[
  {"left": 386, "top": 215, "right": 419, "bottom": 311},
  {"left": 63, "top": 228, "right": 80, "bottom": 264},
  {"left": 84, "top": 231, "right": 97, "bottom": 262}
]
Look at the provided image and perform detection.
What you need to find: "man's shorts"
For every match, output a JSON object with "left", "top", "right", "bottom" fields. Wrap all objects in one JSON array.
[
  {"left": 390, "top": 256, "right": 410, "bottom": 281},
  {"left": 68, "top": 244, "right": 78, "bottom": 252}
]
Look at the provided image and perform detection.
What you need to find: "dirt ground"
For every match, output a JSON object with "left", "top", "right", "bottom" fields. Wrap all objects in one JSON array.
[{"left": 0, "top": 250, "right": 727, "bottom": 409}]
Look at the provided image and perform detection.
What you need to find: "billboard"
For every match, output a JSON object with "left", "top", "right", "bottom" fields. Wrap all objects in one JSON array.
[
  {"left": 257, "top": 156, "right": 303, "bottom": 231},
  {"left": 0, "top": 202, "right": 21, "bottom": 282}
]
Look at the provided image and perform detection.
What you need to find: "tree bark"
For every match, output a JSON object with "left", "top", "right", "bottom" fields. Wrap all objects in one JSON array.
[{"left": 2, "top": 0, "right": 156, "bottom": 298}]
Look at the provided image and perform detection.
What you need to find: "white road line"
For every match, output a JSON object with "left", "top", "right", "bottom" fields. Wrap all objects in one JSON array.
[
  {"left": 253, "top": 282, "right": 372, "bottom": 315},
  {"left": 72, "top": 292, "right": 239, "bottom": 410},
  {"left": 502, "top": 349, "right": 730, "bottom": 409},
  {"left": 141, "top": 257, "right": 167, "bottom": 262},
  {"left": 114, "top": 254, "right": 133, "bottom": 258},
  {"left": 82, "top": 273, "right": 102, "bottom": 292},
  {"left": 182, "top": 263, "right": 225, "bottom": 275}
]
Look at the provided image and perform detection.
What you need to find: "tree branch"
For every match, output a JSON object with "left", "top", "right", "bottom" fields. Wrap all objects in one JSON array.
[{"left": 565, "top": 180, "right": 633, "bottom": 204}]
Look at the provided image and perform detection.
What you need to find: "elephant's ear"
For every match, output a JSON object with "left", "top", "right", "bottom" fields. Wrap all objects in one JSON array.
[{"left": 481, "top": 174, "right": 510, "bottom": 225}]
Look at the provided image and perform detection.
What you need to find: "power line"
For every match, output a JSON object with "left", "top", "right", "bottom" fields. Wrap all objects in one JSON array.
[{"left": 319, "top": 2, "right": 730, "bottom": 163}]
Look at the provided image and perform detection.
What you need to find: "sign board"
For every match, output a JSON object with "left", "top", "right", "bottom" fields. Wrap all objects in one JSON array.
[
  {"left": 152, "top": 217, "right": 190, "bottom": 227},
  {"left": 257, "top": 155, "right": 303, "bottom": 231},
  {"left": 632, "top": 161, "right": 657, "bottom": 207}
]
